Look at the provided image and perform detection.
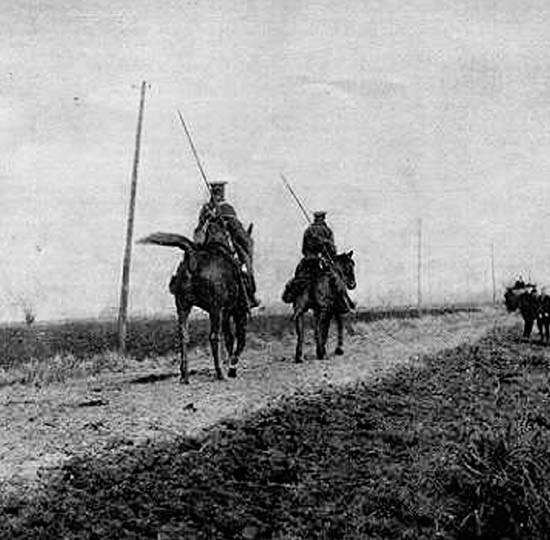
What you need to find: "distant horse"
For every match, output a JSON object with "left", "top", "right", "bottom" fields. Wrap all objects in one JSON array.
[
  {"left": 504, "top": 285, "right": 546, "bottom": 342},
  {"left": 284, "top": 252, "right": 356, "bottom": 363},
  {"left": 138, "top": 227, "right": 253, "bottom": 383}
]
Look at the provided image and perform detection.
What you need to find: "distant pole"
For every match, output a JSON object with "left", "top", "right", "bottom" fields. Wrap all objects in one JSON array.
[
  {"left": 417, "top": 218, "right": 422, "bottom": 310},
  {"left": 491, "top": 243, "right": 496, "bottom": 304},
  {"left": 118, "top": 81, "right": 147, "bottom": 353}
]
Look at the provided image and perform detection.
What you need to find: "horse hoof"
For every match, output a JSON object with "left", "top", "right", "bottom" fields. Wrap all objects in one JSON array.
[
  {"left": 215, "top": 371, "right": 225, "bottom": 381},
  {"left": 334, "top": 347, "right": 344, "bottom": 356},
  {"left": 228, "top": 367, "right": 237, "bottom": 378},
  {"left": 179, "top": 377, "right": 189, "bottom": 385},
  {"left": 295, "top": 357, "right": 303, "bottom": 364}
]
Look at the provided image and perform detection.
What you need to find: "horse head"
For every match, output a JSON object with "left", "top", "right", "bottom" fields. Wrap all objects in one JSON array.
[
  {"left": 504, "top": 287, "right": 520, "bottom": 312},
  {"left": 336, "top": 250, "right": 356, "bottom": 290}
]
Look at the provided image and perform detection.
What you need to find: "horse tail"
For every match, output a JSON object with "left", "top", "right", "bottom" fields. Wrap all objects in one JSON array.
[{"left": 137, "top": 232, "right": 198, "bottom": 252}]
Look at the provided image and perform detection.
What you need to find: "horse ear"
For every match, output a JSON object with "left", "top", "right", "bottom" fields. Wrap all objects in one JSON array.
[
  {"left": 247, "top": 223, "right": 253, "bottom": 236},
  {"left": 347, "top": 250, "right": 354, "bottom": 257}
]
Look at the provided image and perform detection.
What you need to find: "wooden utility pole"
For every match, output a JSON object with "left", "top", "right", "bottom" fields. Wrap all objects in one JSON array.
[
  {"left": 118, "top": 81, "right": 147, "bottom": 353},
  {"left": 417, "top": 218, "right": 422, "bottom": 310},
  {"left": 491, "top": 243, "right": 496, "bottom": 304}
]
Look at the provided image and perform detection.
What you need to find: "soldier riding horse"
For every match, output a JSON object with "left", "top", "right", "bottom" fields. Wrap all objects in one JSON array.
[
  {"left": 139, "top": 182, "right": 259, "bottom": 383},
  {"left": 283, "top": 210, "right": 356, "bottom": 362}
]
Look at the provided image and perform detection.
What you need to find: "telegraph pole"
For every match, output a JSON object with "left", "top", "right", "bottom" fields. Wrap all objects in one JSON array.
[
  {"left": 118, "top": 81, "right": 147, "bottom": 353},
  {"left": 417, "top": 218, "right": 422, "bottom": 310},
  {"left": 491, "top": 243, "right": 496, "bottom": 304}
]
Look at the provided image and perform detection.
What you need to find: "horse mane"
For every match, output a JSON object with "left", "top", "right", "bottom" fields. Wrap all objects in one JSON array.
[{"left": 137, "top": 232, "right": 198, "bottom": 252}]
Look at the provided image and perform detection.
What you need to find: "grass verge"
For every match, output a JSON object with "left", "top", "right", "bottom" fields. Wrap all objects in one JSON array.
[{"left": 0, "top": 305, "right": 481, "bottom": 369}]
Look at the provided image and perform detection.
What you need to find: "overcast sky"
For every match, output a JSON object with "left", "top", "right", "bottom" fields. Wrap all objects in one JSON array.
[{"left": 2, "top": 0, "right": 550, "bottom": 321}]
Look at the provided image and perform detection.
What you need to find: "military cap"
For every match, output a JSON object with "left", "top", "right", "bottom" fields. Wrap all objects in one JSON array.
[
  {"left": 209, "top": 182, "right": 227, "bottom": 196},
  {"left": 313, "top": 210, "right": 327, "bottom": 219}
]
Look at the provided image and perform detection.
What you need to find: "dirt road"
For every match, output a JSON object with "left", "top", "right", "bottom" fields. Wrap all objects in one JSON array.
[{"left": 0, "top": 307, "right": 516, "bottom": 492}]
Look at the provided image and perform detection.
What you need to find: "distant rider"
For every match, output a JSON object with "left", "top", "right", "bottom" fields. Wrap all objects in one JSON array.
[{"left": 286, "top": 210, "right": 355, "bottom": 313}]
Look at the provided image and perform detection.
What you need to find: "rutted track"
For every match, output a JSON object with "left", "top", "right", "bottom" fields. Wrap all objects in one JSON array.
[{"left": 0, "top": 306, "right": 514, "bottom": 493}]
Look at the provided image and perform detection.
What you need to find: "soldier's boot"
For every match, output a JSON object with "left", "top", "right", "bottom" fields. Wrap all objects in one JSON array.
[
  {"left": 241, "top": 266, "right": 260, "bottom": 308},
  {"left": 344, "top": 291, "right": 356, "bottom": 311},
  {"left": 236, "top": 247, "right": 261, "bottom": 309},
  {"left": 333, "top": 275, "right": 355, "bottom": 313}
]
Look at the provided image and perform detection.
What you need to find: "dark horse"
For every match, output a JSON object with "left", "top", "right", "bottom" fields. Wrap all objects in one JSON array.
[
  {"left": 284, "top": 252, "right": 356, "bottom": 363},
  {"left": 138, "top": 227, "right": 253, "bottom": 383},
  {"left": 504, "top": 284, "right": 549, "bottom": 343}
]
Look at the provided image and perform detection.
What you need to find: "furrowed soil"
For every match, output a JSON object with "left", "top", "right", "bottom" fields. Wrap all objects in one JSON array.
[{"left": 3, "top": 307, "right": 548, "bottom": 539}]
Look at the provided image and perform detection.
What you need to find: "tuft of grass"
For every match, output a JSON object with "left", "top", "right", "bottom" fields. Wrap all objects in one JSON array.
[
  {"left": 445, "top": 419, "right": 550, "bottom": 539},
  {"left": 0, "top": 352, "right": 138, "bottom": 387}
]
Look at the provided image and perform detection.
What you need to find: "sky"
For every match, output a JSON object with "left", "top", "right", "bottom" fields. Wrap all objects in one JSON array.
[{"left": 1, "top": 0, "right": 550, "bottom": 322}]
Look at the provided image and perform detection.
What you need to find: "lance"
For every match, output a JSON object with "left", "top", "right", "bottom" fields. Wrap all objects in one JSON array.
[
  {"left": 177, "top": 109, "right": 236, "bottom": 237},
  {"left": 279, "top": 173, "right": 342, "bottom": 270},
  {"left": 177, "top": 110, "right": 216, "bottom": 201},
  {"left": 280, "top": 173, "right": 311, "bottom": 225},
  {"left": 176, "top": 110, "right": 251, "bottom": 312},
  {"left": 279, "top": 172, "right": 334, "bottom": 264}
]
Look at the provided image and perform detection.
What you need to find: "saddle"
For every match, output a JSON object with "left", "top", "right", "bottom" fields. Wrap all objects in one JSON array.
[
  {"left": 202, "top": 241, "right": 238, "bottom": 264},
  {"left": 169, "top": 241, "right": 250, "bottom": 308},
  {"left": 282, "top": 257, "right": 327, "bottom": 304}
]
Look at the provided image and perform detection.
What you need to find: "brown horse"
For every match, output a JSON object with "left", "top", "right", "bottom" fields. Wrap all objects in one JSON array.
[
  {"left": 285, "top": 251, "right": 356, "bottom": 363},
  {"left": 138, "top": 227, "right": 253, "bottom": 383}
]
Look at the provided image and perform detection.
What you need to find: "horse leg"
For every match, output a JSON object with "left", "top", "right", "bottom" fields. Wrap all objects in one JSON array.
[
  {"left": 320, "top": 310, "right": 331, "bottom": 359},
  {"left": 176, "top": 300, "right": 192, "bottom": 384},
  {"left": 209, "top": 310, "right": 224, "bottom": 380},
  {"left": 293, "top": 293, "right": 309, "bottom": 363},
  {"left": 228, "top": 311, "right": 247, "bottom": 378},
  {"left": 334, "top": 313, "right": 344, "bottom": 355},
  {"left": 295, "top": 312, "right": 304, "bottom": 363},
  {"left": 524, "top": 317, "right": 534, "bottom": 340},
  {"left": 222, "top": 310, "right": 234, "bottom": 365},
  {"left": 315, "top": 309, "right": 328, "bottom": 360}
]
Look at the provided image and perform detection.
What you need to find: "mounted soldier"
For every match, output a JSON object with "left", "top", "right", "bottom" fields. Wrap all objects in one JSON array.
[
  {"left": 138, "top": 111, "right": 261, "bottom": 383},
  {"left": 193, "top": 181, "right": 260, "bottom": 309},
  {"left": 285, "top": 210, "right": 355, "bottom": 314}
]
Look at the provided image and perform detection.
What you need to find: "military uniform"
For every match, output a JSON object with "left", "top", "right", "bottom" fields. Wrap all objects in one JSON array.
[
  {"left": 302, "top": 216, "right": 337, "bottom": 260},
  {"left": 193, "top": 182, "right": 259, "bottom": 308}
]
